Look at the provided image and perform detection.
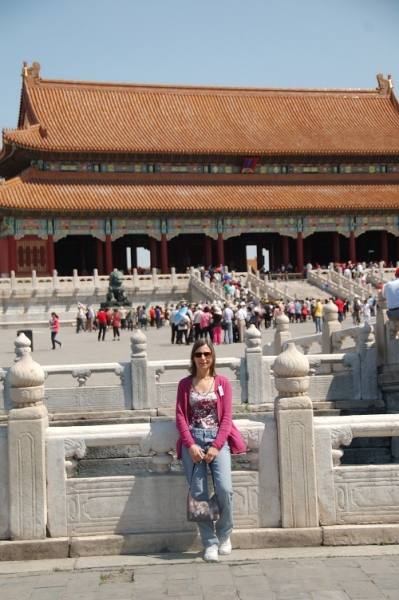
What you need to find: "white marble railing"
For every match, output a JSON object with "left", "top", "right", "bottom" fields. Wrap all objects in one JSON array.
[
  {"left": 245, "top": 270, "right": 296, "bottom": 302},
  {"left": 1, "top": 331, "right": 396, "bottom": 548},
  {"left": 314, "top": 414, "right": 399, "bottom": 525},
  {"left": 282, "top": 333, "right": 322, "bottom": 355},
  {"left": 0, "top": 267, "right": 193, "bottom": 294}
]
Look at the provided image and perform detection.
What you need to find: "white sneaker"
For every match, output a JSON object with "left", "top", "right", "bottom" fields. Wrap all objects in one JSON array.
[
  {"left": 204, "top": 544, "right": 219, "bottom": 562},
  {"left": 218, "top": 536, "right": 232, "bottom": 555}
]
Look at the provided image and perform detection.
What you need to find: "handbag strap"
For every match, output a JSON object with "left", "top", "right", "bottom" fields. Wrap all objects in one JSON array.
[{"left": 189, "top": 459, "right": 216, "bottom": 491}]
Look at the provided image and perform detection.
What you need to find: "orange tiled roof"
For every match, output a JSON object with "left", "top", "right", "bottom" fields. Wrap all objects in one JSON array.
[
  {"left": 1, "top": 168, "right": 399, "bottom": 216},
  {"left": 2, "top": 64, "right": 399, "bottom": 156}
]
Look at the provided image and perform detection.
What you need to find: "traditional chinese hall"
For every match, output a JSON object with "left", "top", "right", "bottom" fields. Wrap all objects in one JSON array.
[{"left": 1, "top": 63, "right": 399, "bottom": 276}]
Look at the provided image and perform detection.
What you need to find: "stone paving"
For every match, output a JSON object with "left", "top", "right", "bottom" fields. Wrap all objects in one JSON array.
[
  {"left": 1, "top": 546, "right": 399, "bottom": 599},
  {"left": 0, "top": 314, "right": 370, "bottom": 369}
]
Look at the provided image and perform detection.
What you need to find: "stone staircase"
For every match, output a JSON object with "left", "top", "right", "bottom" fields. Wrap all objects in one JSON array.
[
  {"left": 189, "top": 272, "right": 226, "bottom": 304},
  {"left": 244, "top": 271, "right": 331, "bottom": 302}
]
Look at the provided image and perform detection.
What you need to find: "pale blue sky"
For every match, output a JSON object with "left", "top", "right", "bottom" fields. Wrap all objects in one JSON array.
[{"left": 1, "top": 0, "right": 399, "bottom": 129}]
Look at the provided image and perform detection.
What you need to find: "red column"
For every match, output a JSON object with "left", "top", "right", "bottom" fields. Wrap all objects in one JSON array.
[
  {"left": 217, "top": 233, "right": 225, "bottom": 267},
  {"left": 333, "top": 232, "right": 340, "bottom": 264},
  {"left": 47, "top": 234, "right": 55, "bottom": 274},
  {"left": 105, "top": 234, "right": 113, "bottom": 274},
  {"left": 161, "top": 234, "right": 168, "bottom": 274},
  {"left": 96, "top": 238, "right": 104, "bottom": 275},
  {"left": 282, "top": 235, "right": 289, "bottom": 266},
  {"left": 7, "top": 235, "right": 17, "bottom": 273},
  {"left": 205, "top": 235, "right": 212, "bottom": 267},
  {"left": 381, "top": 230, "right": 388, "bottom": 265},
  {"left": 150, "top": 237, "right": 158, "bottom": 269},
  {"left": 0, "top": 239, "right": 9, "bottom": 275},
  {"left": 296, "top": 232, "right": 304, "bottom": 274},
  {"left": 349, "top": 231, "right": 356, "bottom": 264}
]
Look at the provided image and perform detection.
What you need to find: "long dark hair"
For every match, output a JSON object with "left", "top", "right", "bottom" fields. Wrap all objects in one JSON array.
[{"left": 189, "top": 338, "right": 217, "bottom": 377}]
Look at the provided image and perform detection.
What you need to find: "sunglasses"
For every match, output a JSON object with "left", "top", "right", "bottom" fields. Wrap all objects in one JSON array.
[{"left": 193, "top": 351, "right": 212, "bottom": 358}]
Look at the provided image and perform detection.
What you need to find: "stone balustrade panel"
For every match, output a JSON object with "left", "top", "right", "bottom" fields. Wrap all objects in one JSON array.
[
  {"left": 45, "top": 419, "right": 274, "bottom": 538},
  {"left": 314, "top": 415, "right": 399, "bottom": 526}
]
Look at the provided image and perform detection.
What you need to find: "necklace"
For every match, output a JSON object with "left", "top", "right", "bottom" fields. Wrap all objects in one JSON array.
[{"left": 192, "top": 376, "right": 214, "bottom": 396}]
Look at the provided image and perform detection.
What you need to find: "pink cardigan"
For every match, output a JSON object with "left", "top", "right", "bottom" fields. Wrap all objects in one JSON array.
[{"left": 175, "top": 374, "right": 247, "bottom": 459}]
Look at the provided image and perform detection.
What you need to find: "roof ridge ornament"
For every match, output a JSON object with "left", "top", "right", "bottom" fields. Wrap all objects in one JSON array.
[
  {"left": 22, "top": 61, "right": 41, "bottom": 84},
  {"left": 376, "top": 73, "right": 393, "bottom": 95}
]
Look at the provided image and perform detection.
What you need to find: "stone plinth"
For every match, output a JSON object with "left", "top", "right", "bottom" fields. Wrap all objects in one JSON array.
[
  {"left": 321, "top": 300, "right": 341, "bottom": 355},
  {"left": 274, "top": 313, "right": 291, "bottom": 355},
  {"left": 8, "top": 333, "right": 48, "bottom": 540},
  {"left": 131, "top": 330, "right": 150, "bottom": 409},
  {"left": 274, "top": 342, "right": 318, "bottom": 528},
  {"left": 245, "top": 325, "right": 265, "bottom": 404}
]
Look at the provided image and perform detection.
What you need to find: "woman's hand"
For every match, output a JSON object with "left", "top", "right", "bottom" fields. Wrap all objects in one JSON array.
[
  {"left": 204, "top": 446, "right": 219, "bottom": 463},
  {"left": 188, "top": 444, "right": 205, "bottom": 464}
]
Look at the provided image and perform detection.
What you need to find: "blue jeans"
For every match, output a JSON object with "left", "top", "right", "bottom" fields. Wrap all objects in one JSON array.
[
  {"left": 315, "top": 316, "right": 322, "bottom": 332},
  {"left": 223, "top": 321, "right": 233, "bottom": 344},
  {"left": 387, "top": 308, "right": 399, "bottom": 322},
  {"left": 181, "top": 428, "right": 233, "bottom": 549}
]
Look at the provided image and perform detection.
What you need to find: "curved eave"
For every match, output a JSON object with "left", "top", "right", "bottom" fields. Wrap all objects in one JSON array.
[
  {"left": 2, "top": 169, "right": 399, "bottom": 218},
  {"left": 3, "top": 133, "right": 399, "bottom": 157}
]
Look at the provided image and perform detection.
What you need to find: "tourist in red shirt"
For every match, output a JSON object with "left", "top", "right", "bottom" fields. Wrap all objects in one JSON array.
[
  {"left": 334, "top": 297, "right": 345, "bottom": 322},
  {"left": 97, "top": 308, "right": 107, "bottom": 341}
]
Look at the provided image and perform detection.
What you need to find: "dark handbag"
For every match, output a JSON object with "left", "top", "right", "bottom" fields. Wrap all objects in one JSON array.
[
  {"left": 221, "top": 320, "right": 229, "bottom": 330},
  {"left": 187, "top": 464, "right": 220, "bottom": 522}
]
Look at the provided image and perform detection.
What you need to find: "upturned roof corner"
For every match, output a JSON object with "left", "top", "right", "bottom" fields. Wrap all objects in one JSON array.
[
  {"left": 22, "top": 61, "right": 41, "bottom": 85},
  {"left": 377, "top": 73, "right": 394, "bottom": 94}
]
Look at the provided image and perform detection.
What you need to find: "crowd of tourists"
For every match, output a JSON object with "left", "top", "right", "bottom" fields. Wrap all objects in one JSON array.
[{"left": 62, "top": 289, "right": 379, "bottom": 349}]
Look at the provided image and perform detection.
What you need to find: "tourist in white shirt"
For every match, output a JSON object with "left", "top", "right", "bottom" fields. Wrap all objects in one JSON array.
[
  {"left": 222, "top": 303, "right": 234, "bottom": 344},
  {"left": 170, "top": 304, "right": 179, "bottom": 344},
  {"left": 382, "top": 268, "right": 399, "bottom": 322},
  {"left": 193, "top": 306, "right": 204, "bottom": 340},
  {"left": 235, "top": 304, "right": 247, "bottom": 343}
]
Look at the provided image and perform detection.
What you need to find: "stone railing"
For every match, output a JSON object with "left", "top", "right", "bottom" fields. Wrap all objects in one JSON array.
[
  {"left": 245, "top": 270, "right": 295, "bottom": 302},
  {"left": 307, "top": 268, "right": 373, "bottom": 300},
  {"left": 367, "top": 265, "right": 396, "bottom": 287},
  {"left": 307, "top": 264, "right": 399, "bottom": 300},
  {"left": 0, "top": 268, "right": 192, "bottom": 325},
  {"left": 189, "top": 270, "right": 227, "bottom": 303},
  {"left": 1, "top": 334, "right": 398, "bottom": 555},
  {"left": 314, "top": 413, "right": 399, "bottom": 529}
]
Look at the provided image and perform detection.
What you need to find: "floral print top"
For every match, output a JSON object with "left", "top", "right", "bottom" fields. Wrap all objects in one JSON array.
[{"left": 189, "top": 389, "right": 219, "bottom": 429}]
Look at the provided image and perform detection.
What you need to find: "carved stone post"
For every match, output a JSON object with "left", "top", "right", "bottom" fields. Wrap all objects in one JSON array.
[
  {"left": 274, "top": 313, "right": 291, "bottom": 355},
  {"left": 357, "top": 322, "right": 378, "bottom": 401},
  {"left": 7, "top": 333, "right": 48, "bottom": 540},
  {"left": 376, "top": 293, "right": 388, "bottom": 367},
  {"left": 321, "top": 300, "right": 340, "bottom": 355},
  {"left": 245, "top": 325, "right": 265, "bottom": 404},
  {"left": 131, "top": 329, "right": 149, "bottom": 409},
  {"left": 274, "top": 342, "right": 318, "bottom": 528}
]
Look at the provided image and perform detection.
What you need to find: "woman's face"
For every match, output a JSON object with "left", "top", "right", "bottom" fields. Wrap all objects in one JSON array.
[{"left": 193, "top": 344, "right": 213, "bottom": 371}]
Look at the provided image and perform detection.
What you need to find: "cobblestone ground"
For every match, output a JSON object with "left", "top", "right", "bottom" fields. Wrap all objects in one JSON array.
[{"left": 1, "top": 547, "right": 399, "bottom": 600}]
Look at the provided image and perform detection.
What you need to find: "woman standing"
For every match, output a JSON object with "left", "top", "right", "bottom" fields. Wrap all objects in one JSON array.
[
  {"left": 176, "top": 339, "right": 246, "bottom": 562},
  {"left": 112, "top": 309, "right": 121, "bottom": 340},
  {"left": 49, "top": 312, "right": 62, "bottom": 350},
  {"left": 211, "top": 306, "right": 223, "bottom": 345}
]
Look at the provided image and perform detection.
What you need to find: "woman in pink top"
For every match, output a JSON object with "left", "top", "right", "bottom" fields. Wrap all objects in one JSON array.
[
  {"left": 199, "top": 306, "right": 212, "bottom": 341},
  {"left": 111, "top": 309, "right": 121, "bottom": 340},
  {"left": 176, "top": 338, "right": 246, "bottom": 562},
  {"left": 49, "top": 312, "right": 62, "bottom": 350}
]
